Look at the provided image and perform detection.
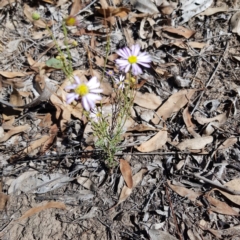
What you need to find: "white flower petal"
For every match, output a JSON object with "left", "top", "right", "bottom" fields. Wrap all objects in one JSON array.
[
  {"left": 137, "top": 61, "right": 151, "bottom": 68},
  {"left": 124, "top": 64, "right": 131, "bottom": 73},
  {"left": 82, "top": 96, "right": 90, "bottom": 111},
  {"left": 90, "top": 88, "right": 103, "bottom": 94},
  {"left": 131, "top": 44, "right": 140, "bottom": 56},
  {"left": 132, "top": 64, "right": 142, "bottom": 75},
  {"left": 66, "top": 93, "right": 78, "bottom": 104},
  {"left": 65, "top": 84, "right": 77, "bottom": 90},
  {"left": 117, "top": 49, "right": 129, "bottom": 59},
  {"left": 74, "top": 75, "right": 81, "bottom": 84},
  {"left": 87, "top": 93, "right": 102, "bottom": 102}
]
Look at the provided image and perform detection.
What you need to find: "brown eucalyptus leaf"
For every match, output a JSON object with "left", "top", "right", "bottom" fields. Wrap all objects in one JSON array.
[
  {"left": 120, "top": 159, "right": 133, "bottom": 189},
  {"left": 231, "top": 11, "right": 240, "bottom": 36},
  {"left": 0, "top": 125, "right": 30, "bottom": 143},
  {"left": 70, "top": 0, "right": 82, "bottom": 16},
  {"left": 205, "top": 195, "right": 239, "bottom": 216},
  {"left": 162, "top": 26, "right": 195, "bottom": 39},
  {"left": 200, "top": 5, "right": 228, "bottom": 16},
  {"left": 23, "top": 135, "right": 50, "bottom": 154},
  {"left": 176, "top": 136, "right": 213, "bottom": 151},
  {"left": 117, "top": 169, "right": 147, "bottom": 205},
  {"left": 10, "top": 88, "right": 24, "bottom": 106},
  {"left": 0, "top": 192, "right": 9, "bottom": 210},
  {"left": 212, "top": 179, "right": 240, "bottom": 206},
  {"left": 134, "top": 91, "right": 162, "bottom": 109},
  {"left": 152, "top": 89, "right": 196, "bottom": 124},
  {"left": 17, "top": 202, "right": 66, "bottom": 222},
  {"left": 0, "top": 71, "right": 30, "bottom": 78},
  {"left": 136, "top": 127, "right": 168, "bottom": 152},
  {"left": 183, "top": 106, "right": 200, "bottom": 138},
  {"left": 201, "top": 225, "right": 240, "bottom": 239},
  {"left": 167, "top": 180, "right": 202, "bottom": 203},
  {"left": 217, "top": 137, "right": 238, "bottom": 150}
]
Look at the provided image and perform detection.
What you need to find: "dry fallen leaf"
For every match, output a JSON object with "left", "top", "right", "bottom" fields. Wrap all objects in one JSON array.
[
  {"left": 117, "top": 169, "right": 147, "bottom": 206},
  {"left": 205, "top": 195, "right": 238, "bottom": 216},
  {"left": 217, "top": 137, "right": 238, "bottom": 150},
  {"left": 23, "top": 135, "right": 50, "bottom": 154},
  {"left": 162, "top": 26, "right": 195, "bottom": 39},
  {"left": 212, "top": 179, "right": 240, "bottom": 206},
  {"left": 70, "top": 0, "right": 82, "bottom": 16},
  {"left": 0, "top": 192, "right": 9, "bottom": 211},
  {"left": 167, "top": 180, "right": 202, "bottom": 203},
  {"left": 168, "top": 181, "right": 238, "bottom": 215},
  {"left": 136, "top": 127, "right": 168, "bottom": 152},
  {"left": 231, "top": 11, "right": 240, "bottom": 36},
  {"left": 0, "top": 125, "right": 30, "bottom": 143},
  {"left": 195, "top": 111, "right": 229, "bottom": 136},
  {"left": 0, "top": 71, "right": 31, "bottom": 78},
  {"left": 77, "top": 177, "right": 96, "bottom": 191},
  {"left": 97, "top": 7, "right": 130, "bottom": 18},
  {"left": 200, "top": 5, "right": 228, "bottom": 16},
  {"left": 176, "top": 136, "right": 213, "bottom": 151},
  {"left": 17, "top": 201, "right": 66, "bottom": 222},
  {"left": 134, "top": 91, "right": 162, "bottom": 109},
  {"left": 152, "top": 89, "right": 196, "bottom": 124},
  {"left": 183, "top": 106, "right": 200, "bottom": 138},
  {"left": 200, "top": 225, "right": 240, "bottom": 239},
  {"left": 120, "top": 159, "right": 133, "bottom": 189}
]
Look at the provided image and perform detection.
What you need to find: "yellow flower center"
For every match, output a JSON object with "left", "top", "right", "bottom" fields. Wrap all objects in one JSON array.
[
  {"left": 65, "top": 16, "right": 77, "bottom": 26},
  {"left": 75, "top": 84, "right": 89, "bottom": 96},
  {"left": 128, "top": 56, "right": 137, "bottom": 64}
]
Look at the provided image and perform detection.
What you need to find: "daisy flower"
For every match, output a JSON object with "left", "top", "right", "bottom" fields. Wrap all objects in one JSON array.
[
  {"left": 65, "top": 76, "right": 102, "bottom": 111},
  {"left": 116, "top": 44, "right": 152, "bottom": 75},
  {"left": 114, "top": 75, "right": 125, "bottom": 89},
  {"left": 107, "top": 69, "right": 114, "bottom": 76},
  {"left": 89, "top": 108, "right": 102, "bottom": 122}
]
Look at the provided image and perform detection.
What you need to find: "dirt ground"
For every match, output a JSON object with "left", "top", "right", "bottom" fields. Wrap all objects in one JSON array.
[{"left": 1, "top": 0, "right": 240, "bottom": 239}]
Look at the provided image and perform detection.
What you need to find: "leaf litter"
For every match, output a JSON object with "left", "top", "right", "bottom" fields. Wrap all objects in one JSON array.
[{"left": 1, "top": 0, "right": 240, "bottom": 239}]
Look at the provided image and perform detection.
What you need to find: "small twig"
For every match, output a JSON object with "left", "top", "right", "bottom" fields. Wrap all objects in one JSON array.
[
  {"left": 165, "top": 186, "right": 183, "bottom": 240},
  {"left": 192, "top": 173, "right": 240, "bottom": 195}
]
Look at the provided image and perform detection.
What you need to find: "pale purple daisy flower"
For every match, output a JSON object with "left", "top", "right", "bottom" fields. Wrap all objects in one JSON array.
[
  {"left": 89, "top": 108, "right": 103, "bottom": 122},
  {"left": 114, "top": 75, "right": 125, "bottom": 89},
  {"left": 65, "top": 76, "right": 103, "bottom": 111},
  {"left": 116, "top": 44, "right": 151, "bottom": 75}
]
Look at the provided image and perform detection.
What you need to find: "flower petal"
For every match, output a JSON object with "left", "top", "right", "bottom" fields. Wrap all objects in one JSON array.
[
  {"left": 87, "top": 76, "right": 98, "bottom": 88},
  {"left": 65, "top": 84, "right": 77, "bottom": 90},
  {"left": 137, "top": 61, "right": 150, "bottom": 68},
  {"left": 82, "top": 96, "right": 90, "bottom": 111},
  {"left": 74, "top": 75, "right": 81, "bottom": 84},
  {"left": 90, "top": 88, "right": 103, "bottom": 94},
  {"left": 131, "top": 44, "right": 141, "bottom": 56},
  {"left": 117, "top": 49, "right": 129, "bottom": 59},
  {"left": 132, "top": 64, "right": 142, "bottom": 75},
  {"left": 66, "top": 93, "right": 78, "bottom": 104},
  {"left": 124, "top": 64, "right": 131, "bottom": 73}
]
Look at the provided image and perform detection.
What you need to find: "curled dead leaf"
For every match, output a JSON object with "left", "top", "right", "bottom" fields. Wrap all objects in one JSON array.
[
  {"left": 162, "top": 26, "right": 195, "bottom": 39},
  {"left": 116, "top": 169, "right": 147, "bottom": 206},
  {"left": 0, "top": 125, "right": 30, "bottom": 143},
  {"left": 176, "top": 136, "right": 213, "bottom": 151},
  {"left": 136, "top": 127, "right": 168, "bottom": 152},
  {"left": 152, "top": 89, "right": 196, "bottom": 124},
  {"left": 134, "top": 91, "right": 162, "bottom": 109},
  {"left": 17, "top": 201, "right": 66, "bottom": 222},
  {"left": 120, "top": 159, "right": 133, "bottom": 188},
  {"left": 231, "top": 11, "right": 240, "bottom": 36},
  {"left": 183, "top": 106, "right": 200, "bottom": 138}
]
